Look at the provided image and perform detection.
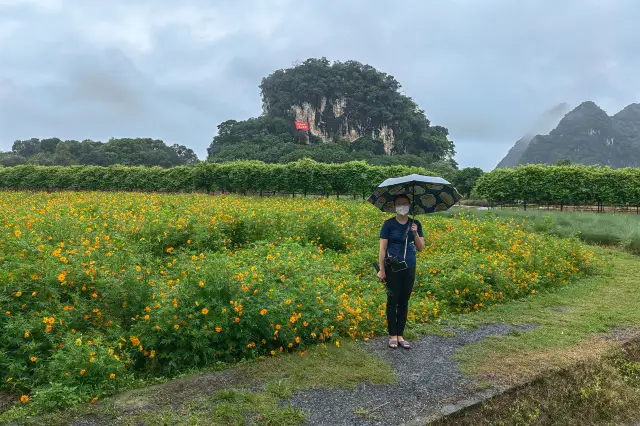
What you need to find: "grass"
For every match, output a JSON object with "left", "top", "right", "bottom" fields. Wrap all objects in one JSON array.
[
  {"left": 443, "top": 207, "right": 640, "bottom": 254},
  {"left": 0, "top": 340, "right": 395, "bottom": 425},
  {"left": 436, "top": 249, "right": 640, "bottom": 384},
  {"left": 433, "top": 340, "right": 640, "bottom": 426}
]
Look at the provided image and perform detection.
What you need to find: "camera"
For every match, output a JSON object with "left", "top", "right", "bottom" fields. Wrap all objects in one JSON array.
[{"left": 384, "top": 255, "right": 408, "bottom": 272}]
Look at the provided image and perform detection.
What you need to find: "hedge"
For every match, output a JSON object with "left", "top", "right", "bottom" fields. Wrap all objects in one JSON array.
[
  {"left": 0, "top": 159, "right": 438, "bottom": 198},
  {"left": 474, "top": 165, "right": 640, "bottom": 207}
]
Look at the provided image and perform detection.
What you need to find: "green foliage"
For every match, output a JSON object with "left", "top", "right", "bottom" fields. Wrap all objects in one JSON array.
[
  {"left": 452, "top": 167, "right": 484, "bottom": 198},
  {"left": 2, "top": 138, "right": 199, "bottom": 168},
  {"left": 208, "top": 57, "right": 455, "bottom": 165},
  {"left": 0, "top": 192, "right": 599, "bottom": 411},
  {"left": 0, "top": 160, "right": 440, "bottom": 197},
  {"left": 475, "top": 164, "right": 640, "bottom": 206}
]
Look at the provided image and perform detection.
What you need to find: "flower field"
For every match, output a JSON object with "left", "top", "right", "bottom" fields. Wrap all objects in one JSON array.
[{"left": 0, "top": 191, "right": 602, "bottom": 409}]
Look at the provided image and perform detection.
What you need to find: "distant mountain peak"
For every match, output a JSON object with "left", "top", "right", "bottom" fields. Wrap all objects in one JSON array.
[
  {"left": 614, "top": 103, "right": 640, "bottom": 120},
  {"left": 496, "top": 100, "right": 640, "bottom": 169}
]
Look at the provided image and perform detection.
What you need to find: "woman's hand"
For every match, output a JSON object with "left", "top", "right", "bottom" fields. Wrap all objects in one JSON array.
[
  {"left": 377, "top": 269, "right": 386, "bottom": 281},
  {"left": 411, "top": 223, "right": 418, "bottom": 234}
]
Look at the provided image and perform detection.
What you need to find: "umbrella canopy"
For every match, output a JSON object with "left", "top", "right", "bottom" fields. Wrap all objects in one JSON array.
[{"left": 367, "top": 174, "right": 462, "bottom": 215}]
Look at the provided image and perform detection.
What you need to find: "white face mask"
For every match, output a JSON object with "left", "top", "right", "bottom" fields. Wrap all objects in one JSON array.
[{"left": 395, "top": 205, "right": 410, "bottom": 216}]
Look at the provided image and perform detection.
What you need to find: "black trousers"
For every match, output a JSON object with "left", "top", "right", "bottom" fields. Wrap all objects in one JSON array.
[{"left": 386, "top": 267, "right": 416, "bottom": 336}]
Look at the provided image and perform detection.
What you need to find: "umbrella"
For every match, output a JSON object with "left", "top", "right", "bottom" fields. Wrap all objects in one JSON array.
[{"left": 367, "top": 174, "right": 462, "bottom": 216}]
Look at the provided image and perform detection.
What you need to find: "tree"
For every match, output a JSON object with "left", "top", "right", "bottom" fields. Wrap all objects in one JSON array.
[
  {"left": 452, "top": 167, "right": 485, "bottom": 198},
  {"left": 555, "top": 158, "right": 571, "bottom": 166},
  {"left": 53, "top": 142, "right": 73, "bottom": 166},
  {"left": 1, "top": 137, "right": 201, "bottom": 167},
  {"left": 12, "top": 138, "right": 41, "bottom": 157}
]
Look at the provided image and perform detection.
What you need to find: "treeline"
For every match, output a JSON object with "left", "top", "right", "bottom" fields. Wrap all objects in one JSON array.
[
  {"left": 0, "top": 160, "right": 448, "bottom": 198},
  {"left": 207, "top": 116, "right": 457, "bottom": 171},
  {"left": 0, "top": 138, "right": 199, "bottom": 167},
  {"left": 475, "top": 165, "right": 640, "bottom": 206}
]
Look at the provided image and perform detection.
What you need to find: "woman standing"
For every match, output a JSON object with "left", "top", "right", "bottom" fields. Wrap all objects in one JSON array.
[{"left": 377, "top": 194, "right": 425, "bottom": 349}]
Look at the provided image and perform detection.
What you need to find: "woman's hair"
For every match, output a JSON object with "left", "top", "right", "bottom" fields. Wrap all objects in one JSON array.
[{"left": 394, "top": 194, "right": 410, "bottom": 205}]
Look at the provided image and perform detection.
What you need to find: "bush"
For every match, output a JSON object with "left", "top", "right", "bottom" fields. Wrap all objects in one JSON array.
[{"left": 0, "top": 192, "right": 602, "bottom": 409}]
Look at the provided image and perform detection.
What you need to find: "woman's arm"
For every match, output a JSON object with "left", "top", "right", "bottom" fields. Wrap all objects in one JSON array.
[
  {"left": 411, "top": 222, "right": 425, "bottom": 252},
  {"left": 378, "top": 238, "right": 388, "bottom": 279}
]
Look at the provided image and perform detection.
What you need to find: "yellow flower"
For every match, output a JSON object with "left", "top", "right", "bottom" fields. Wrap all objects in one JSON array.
[
  {"left": 109, "top": 373, "right": 116, "bottom": 379},
  {"left": 24, "top": 331, "right": 30, "bottom": 338},
  {"left": 30, "top": 356, "right": 37, "bottom": 362},
  {"left": 20, "top": 395, "right": 29, "bottom": 403},
  {"left": 201, "top": 308, "right": 209, "bottom": 315},
  {"left": 174, "top": 324, "right": 180, "bottom": 329},
  {"left": 80, "top": 369, "right": 86, "bottom": 375},
  {"left": 260, "top": 308, "right": 267, "bottom": 316}
]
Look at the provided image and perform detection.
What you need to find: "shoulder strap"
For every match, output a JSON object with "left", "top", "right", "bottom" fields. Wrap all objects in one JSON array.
[{"left": 403, "top": 220, "right": 411, "bottom": 260}]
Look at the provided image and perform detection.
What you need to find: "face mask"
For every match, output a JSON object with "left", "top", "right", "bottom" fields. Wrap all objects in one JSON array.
[{"left": 395, "top": 205, "right": 410, "bottom": 215}]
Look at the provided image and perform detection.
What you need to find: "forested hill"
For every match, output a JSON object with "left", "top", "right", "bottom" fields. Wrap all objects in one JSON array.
[
  {"left": 206, "top": 57, "right": 456, "bottom": 169},
  {"left": 0, "top": 138, "right": 199, "bottom": 167},
  {"left": 497, "top": 101, "right": 640, "bottom": 168}
]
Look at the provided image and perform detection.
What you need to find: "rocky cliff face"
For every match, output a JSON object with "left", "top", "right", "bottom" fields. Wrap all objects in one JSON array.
[{"left": 290, "top": 96, "right": 396, "bottom": 154}]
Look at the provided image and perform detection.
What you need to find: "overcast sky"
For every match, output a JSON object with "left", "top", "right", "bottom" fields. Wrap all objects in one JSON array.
[{"left": 1, "top": 0, "right": 638, "bottom": 170}]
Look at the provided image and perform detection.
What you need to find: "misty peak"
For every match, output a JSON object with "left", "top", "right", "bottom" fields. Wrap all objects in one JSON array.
[{"left": 613, "top": 103, "right": 640, "bottom": 121}]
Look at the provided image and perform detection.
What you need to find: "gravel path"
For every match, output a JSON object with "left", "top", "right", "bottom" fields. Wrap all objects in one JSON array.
[{"left": 289, "top": 323, "right": 536, "bottom": 426}]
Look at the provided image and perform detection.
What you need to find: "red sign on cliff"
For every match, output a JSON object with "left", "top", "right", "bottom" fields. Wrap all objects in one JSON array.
[{"left": 294, "top": 121, "right": 309, "bottom": 131}]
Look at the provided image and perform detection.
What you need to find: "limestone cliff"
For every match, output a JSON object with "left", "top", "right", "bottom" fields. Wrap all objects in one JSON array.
[{"left": 290, "top": 96, "right": 395, "bottom": 154}]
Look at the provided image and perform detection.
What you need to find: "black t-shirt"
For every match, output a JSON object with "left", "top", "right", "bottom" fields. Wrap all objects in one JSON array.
[{"left": 379, "top": 217, "right": 424, "bottom": 268}]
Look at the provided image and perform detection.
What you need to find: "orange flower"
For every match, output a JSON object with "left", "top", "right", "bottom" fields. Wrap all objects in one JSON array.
[
  {"left": 201, "top": 308, "right": 209, "bottom": 315},
  {"left": 30, "top": 356, "right": 37, "bottom": 362},
  {"left": 260, "top": 308, "right": 268, "bottom": 316},
  {"left": 20, "top": 395, "right": 29, "bottom": 403}
]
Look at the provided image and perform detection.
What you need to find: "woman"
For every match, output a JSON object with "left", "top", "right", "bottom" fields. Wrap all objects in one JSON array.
[{"left": 377, "top": 194, "right": 425, "bottom": 349}]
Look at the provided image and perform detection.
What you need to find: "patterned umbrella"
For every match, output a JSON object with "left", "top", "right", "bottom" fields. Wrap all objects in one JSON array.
[{"left": 367, "top": 174, "right": 462, "bottom": 215}]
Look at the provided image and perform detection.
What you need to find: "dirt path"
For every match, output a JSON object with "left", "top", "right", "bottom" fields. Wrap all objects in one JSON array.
[{"left": 288, "top": 324, "right": 535, "bottom": 426}]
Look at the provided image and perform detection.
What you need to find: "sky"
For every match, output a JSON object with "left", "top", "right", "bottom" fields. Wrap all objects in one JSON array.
[{"left": 1, "top": 0, "right": 639, "bottom": 170}]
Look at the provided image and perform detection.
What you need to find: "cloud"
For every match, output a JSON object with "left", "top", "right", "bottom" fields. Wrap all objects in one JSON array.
[{"left": 1, "top": 0, "right": 640, "bottom": 170}]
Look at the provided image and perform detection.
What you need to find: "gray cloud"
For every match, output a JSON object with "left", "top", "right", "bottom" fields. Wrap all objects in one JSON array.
[{"left": 1, "top": 0, "right": 640, "bottom": 169}]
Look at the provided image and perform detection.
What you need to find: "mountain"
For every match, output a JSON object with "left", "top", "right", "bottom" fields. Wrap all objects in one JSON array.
[
  {"left": 496, "top": 135, "right": 535, "bottom": 168},
  {"left": 497, "top": 101, "right": 640, "bottom": 168},
  {"left": 206, "top": 58, "right": 455, "bottom": 167},
  {"left": 496, "top": 103, "right": 570, "bottom": 168}
]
